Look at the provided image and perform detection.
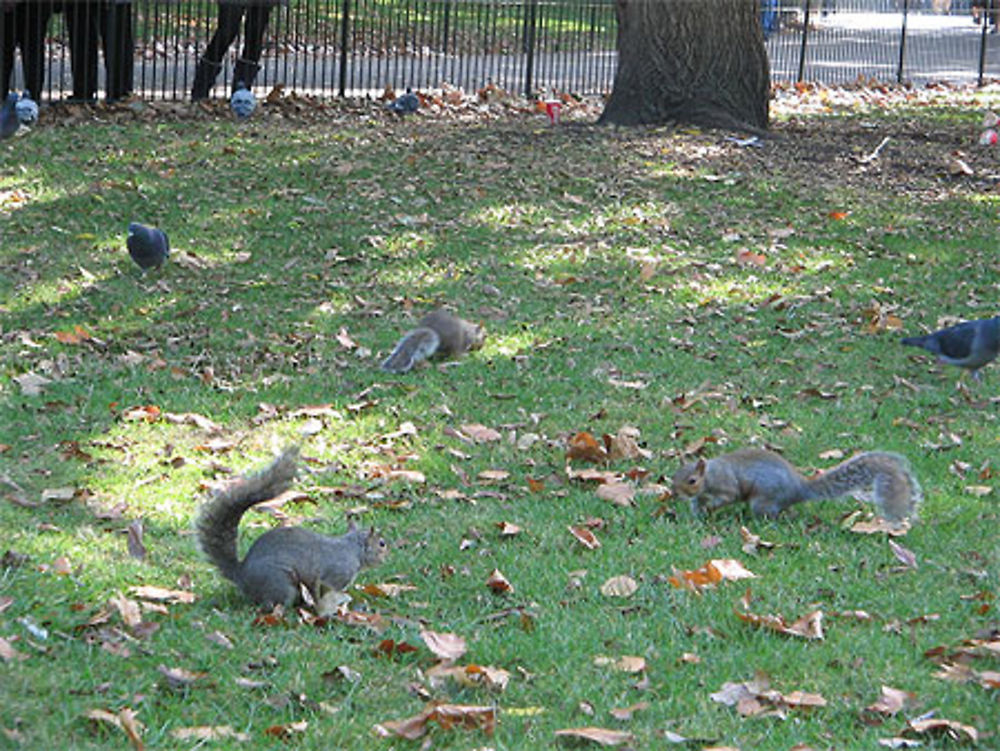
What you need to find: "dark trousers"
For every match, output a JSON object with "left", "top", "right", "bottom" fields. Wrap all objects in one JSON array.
[
  {"left": 64, "top": 1, "right": 134, "bottom": 101},
  {"left": 0, "top": 2, "right": 56, "bottom": 100},
  {"left": 202, "top": 4, "right": 273, "bottom": 66}
]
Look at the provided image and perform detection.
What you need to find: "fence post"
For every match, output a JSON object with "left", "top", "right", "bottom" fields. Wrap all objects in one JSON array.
[
  {"left": 896, "top": 0, "right": 908, "bottom": 84},
  {"left": 978, "top": 6, "right": 989, "bottom": 86},
  {"left": 339, "top": 0, "right": 352, "bottom": 97},
  {"left": 523, "top": 0, "right": 538, "bottom": 97},
  {"left": 441, "top": 0, "right": 452, "bottom": 56},
  {"left": 796, "top": 0, "right": 812, "bottom": 82}
]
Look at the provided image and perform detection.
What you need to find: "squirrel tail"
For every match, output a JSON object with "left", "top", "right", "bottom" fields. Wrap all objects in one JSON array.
[
  {"left": 196, "top": 447, "right": 300, "bottom": 583},
  {"left": 805, "top": 451, "right": 921, "bottom": 523},
  {"left": 380, "top": 328, "right": 441, "bottom": 373}
]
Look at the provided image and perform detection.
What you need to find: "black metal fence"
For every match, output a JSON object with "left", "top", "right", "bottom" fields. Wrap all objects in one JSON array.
[{"left": 2, "top": 0, "right": 998, "bottom": 103}]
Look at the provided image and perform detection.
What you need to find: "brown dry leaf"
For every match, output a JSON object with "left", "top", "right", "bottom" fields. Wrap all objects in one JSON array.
[
  {"left": 335, "top": 327, "right": 357, "bottom": 349},
  {"left": 964, "top": 485, "right": 992, "bottom": 497},
  {"left": 420, "top": 629, "right": 468, "bottom": 661},
  {"left": 109, "top": 592, "right": 142, "bottom": 629},
  {"left": 129, "top": 585, "right": 196, "bottom": 604},
  {"left": 52, "top": 555, "right": 73, "bottom": 575},
  {"left": 376, "top": 704, "right": 496, "bottom": 740},
  {"left": 740, "top": 526, "right": 777, "bottom": 555},
  {"left": 567, "top": 431, "right": 608, "bottom": 464},
  {"left": 486, "top": 568, "right": 513, "bottom": 594},
  {"left": 669, "top": 558, "right": 756, "bottom": 591},
  {"left": 554, "top": 727, "right": 635, "bottom": 746},
  {"left": 904, "top": 717, "right": 978, "bottom": 743},
  {"left": 604, "top": 427, "right": 651, "bottom": 461},
  {"left": 460, "top": 423, "right": 502, "bottom": 443},
  {"left": 594, "top": 655, "right": 647, "bottom": 673},
  {"left": 866, "top": 686, "right": 916, "bottom": 716},
  {"left": 162, "top": 412, "right": 222, "bottom": 432},
  {"left": 850, "top": 517, "right": 910, "bottom": 537},
  {"left": 54, "top": 325, "right": 93, "bottom": 345},
  {"left": 595, "top": 482, "right": 635, "bottom": 507},
  {"left": 478, "top": 469, "right": 510, "bottom": 482},
  {"left": 263, "top": 721, "right": 308, "bottom": 739},
  {"left": 157, "top": 664, "right": 208, "bottom": 689},
  {"left": 0, "top": 636, "right": 27, "bottom": 662},
  {"left": 736, "top": 247, "right": 767, "bottom": 266},
  {"left": 14, "top": 371, "right": 52, "bottom": 396},
  {"left": 609, "top": 701, "right": 650, "bottom": 721},
  {"left": 373, "top": 639, "right": 419, "bottom": 657},
  {"left": 84, "top": 708, "right": 145, "bottom": 750},
  {"left": 568, "top": 525, "right": 601, "bottom": 550},
  {"left": 170, "top": 726, "right": 251, "bottom": 742},
  {"left": 126, "top": 519, "right": 147, "bottom": 561},
  {"left": 737, "top": 606, "right": 825, "bottom": 641},
  {"left": 495, "top": 521, "right": 522, "bottom": 537},
  {"left": 888, "top": 539, "right": 918, "bottom": 569},
  {"left": 600, "top": 575, "right": 638, "bottom": 598},
  {"left": 359, "top": 582, "right": 417, "bottom": 598},
  {"left": 121, "top": 404, "right": 161, "bottom": 423}
]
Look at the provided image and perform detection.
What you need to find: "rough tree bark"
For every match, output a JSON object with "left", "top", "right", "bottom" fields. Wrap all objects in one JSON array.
[{"left": 599, "top": 0, "right": 770, "bottom": 132}]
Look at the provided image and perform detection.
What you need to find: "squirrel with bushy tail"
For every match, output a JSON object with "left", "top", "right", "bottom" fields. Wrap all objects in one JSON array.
[
  {"left": 381, "top": 309, "right": 484, "bottom": 374},
  {"left": 672, "top": 448, "right": 921, "bottom": 524},
  {"left": 197, "top": 447, "right": 389, "bottom": 607}
]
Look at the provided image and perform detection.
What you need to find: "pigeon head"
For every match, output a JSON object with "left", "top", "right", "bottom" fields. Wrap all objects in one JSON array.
[{"left": 230, "top": 82, "right": 256, "bottom": 119}]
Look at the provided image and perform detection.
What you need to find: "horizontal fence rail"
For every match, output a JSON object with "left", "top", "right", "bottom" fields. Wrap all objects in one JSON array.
[{"left": 0, "top": 0, "right": 997, "bottom": 104}]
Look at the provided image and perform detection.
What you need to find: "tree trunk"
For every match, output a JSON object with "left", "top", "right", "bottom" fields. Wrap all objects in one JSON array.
[{"left": 599, "top": 0, "right": 770, "bottom": 132}]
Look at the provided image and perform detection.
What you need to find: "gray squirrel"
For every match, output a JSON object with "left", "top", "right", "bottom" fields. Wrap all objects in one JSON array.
[
  {"left": 381, "top": 309, "right": 485, "bottom": 373},
  {"left": 197, "top": 447, "right": 389, "bottom": 607},
  {"left": 672, "top": 448, "right": 921, "bottom": 523}
]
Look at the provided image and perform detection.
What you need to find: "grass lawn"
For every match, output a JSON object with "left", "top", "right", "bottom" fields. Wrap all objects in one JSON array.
[{"left": 1, "top": 89, "right": 999, "bottom": 749}]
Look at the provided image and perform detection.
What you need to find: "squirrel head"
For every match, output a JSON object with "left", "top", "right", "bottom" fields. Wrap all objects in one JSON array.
[
  {"left": 347, "top": 520, "right": 390, "bottom": 568},
  {"left": 672, "top": 458, "right": 708, "bottom": 498}
]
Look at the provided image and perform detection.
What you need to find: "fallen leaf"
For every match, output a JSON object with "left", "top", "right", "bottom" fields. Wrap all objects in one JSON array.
[
  {"left": 737, "top": 606, "right": 825, "bottom": 640},
  {"left": 888, "top": 539, "right": 918, "bottom": 569},
  {"left": 460, "top": 423, "right": 502, "bottom": 443},
  {"left": 609, "top": 701, "right": 649, "bottom": 721},
  {"left": 170, "top": 726, "right": 251, "bottom": 742},
  {"left": 568, "top": 525, "right": 601, "bottom": 550},
  {"left": 420, "top": 629, "right": 468, "bottom": 661},
  {"left": 904, "top": 717, "right": 978, "bottom": 743},
  {"left": 600, "top": 575, "right": 638, "bottom": 598},
  {"left": 669, "top": 558, "right": 756, "bottom": 591},
  {"left": 554, "top": 727, "right": 635, "bottom": 746},
  {"left": 263, "top": 721, "right": 308, "bottom": 739},
  {"left": 567, "top": 432, "right": 608, "bottom": 463},
  {"left": 486, "top": 569, "right": 513, "bottom": 594},
  {"left": 865, "top": 686, "right": 917, "bottom": 717},
  {"left": 595, "top": 482, "right": 635, "bottom": 507},
  {"left": 14, "top": 372, "right": 52, "bottom": 396},
  {"left": 376, "top": 704, "right": 496, "bottom": 739},
  {"left": 495, "top": 521, "right": 522, "bottom": 536}
]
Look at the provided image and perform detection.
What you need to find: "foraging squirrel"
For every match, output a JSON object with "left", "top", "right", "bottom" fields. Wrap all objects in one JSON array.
[
  {"left": 197, "top": 447, "right": 389, "bottom": 607},
  {"left": 381, "top": 309, "right": 485, "bottom": 374},
  {"left": 672, "top": 448, "right": 921, "bottom": 523}
]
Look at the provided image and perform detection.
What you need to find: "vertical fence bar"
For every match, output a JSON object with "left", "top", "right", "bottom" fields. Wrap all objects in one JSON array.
[
  {"left": 796, "top": 0, "right": 812, "bottom": 82},
  {"left": 977, "top": 3, "right": 988, "bottom": 86},
  {"left": 523, "top": 0, "right": 537, "bottom": 97},
  {"left": 338, "top": 0, "right": 350, "bottom": 95},
  {"left": 896, "top": 0, "right": 908, "bottom": 84}
]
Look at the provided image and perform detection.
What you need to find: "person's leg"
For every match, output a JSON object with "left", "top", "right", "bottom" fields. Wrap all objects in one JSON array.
[
  {"left": 101, "top": 2, "right": 133, "bottom": 100},
  {"left": 192, "top": 4, "right": 244, "bottom": 100},
  {"left": 1, "top": 7, "right": 15, "bottom": 99},
  {"left": 65, "top": 1, "right": 101, "bottom": 100},
  {"left": 21, "top": 2, "right": 56, "bottom": 99},
  {"left": 232, "top": 5, "right": 273, "bottom": 90}
]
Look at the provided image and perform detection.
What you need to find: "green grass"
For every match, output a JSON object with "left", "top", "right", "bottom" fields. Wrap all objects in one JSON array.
[{"left": 1, "top": 96, "right": 999, "bottom": 749}]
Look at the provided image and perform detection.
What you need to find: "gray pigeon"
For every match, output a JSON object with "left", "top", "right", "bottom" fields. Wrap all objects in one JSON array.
[
  {"left": 901, "top": 316, "right": 1000, "bottom": 380},
  {"left": 15, "top": 91, "right": 38, "bottom": 126},
  {"left": 127, "top": 223, "right": 170, "bottom": 272},
  {"left": 386, "top": 88, "right": 419, "bottom": 115},
  {"left": 230, "top": 81, "right": 256, "bottom": 119},
  {"left": 1, "top": 92, "right": 19, "bottom": 139}
]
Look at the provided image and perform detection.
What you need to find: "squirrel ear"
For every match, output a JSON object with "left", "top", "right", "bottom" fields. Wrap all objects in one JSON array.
[
  {"left": 693, "top": 459, "right": 707, "bottom": 478},
  {"left": 347, "top": 519, "right": 358, "bottom": 532}
]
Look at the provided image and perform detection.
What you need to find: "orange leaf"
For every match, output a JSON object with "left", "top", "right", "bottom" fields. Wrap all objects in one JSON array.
[
  {"left": 568, "top": 525, "right": 601, "bottom": 550},
  {"left": 567, "top": 432, "right": 608, "bottom": 463}
]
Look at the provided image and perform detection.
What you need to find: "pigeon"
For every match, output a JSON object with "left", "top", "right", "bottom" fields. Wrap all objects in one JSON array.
[
  {"left": 386, "top": 88, "right": 420, "bottom": 115},
  {"left": 15, "top": 91, "right": 38, "bottom": 126},
  {"left": 230, "top": 81, "right": 256, "bottom": 119},
  {"left": 1, "top": 92, "right": 20, "bottom": 139},
  {"left": 126, "top": 222, "right": 170, "bottom": 272},
  {"left": 901, "top": 316, "right": 1000, "bottom": 380}
]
